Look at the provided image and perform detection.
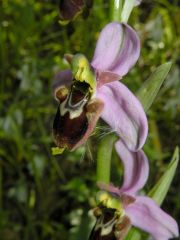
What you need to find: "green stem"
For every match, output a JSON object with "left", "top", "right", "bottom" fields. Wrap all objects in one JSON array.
[
  {"left": 0, "top": 163, "right": 2, "bottom": 210},
  {"left": 110, "top": 0, "right": 123, "bottom": 21},
  {"left": 149, "top": 119, "right": 163, "bottom": 171},
  {"left": 121, "top": 0, "right": 135, "bottom": 23},
  {"left": 96, "top": 134, "right": 116, "bottom": 184}
]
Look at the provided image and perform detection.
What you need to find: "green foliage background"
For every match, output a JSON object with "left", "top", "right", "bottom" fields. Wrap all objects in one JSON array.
[{"left": 0, "top": 0, "right": 179, "bottom": 239}]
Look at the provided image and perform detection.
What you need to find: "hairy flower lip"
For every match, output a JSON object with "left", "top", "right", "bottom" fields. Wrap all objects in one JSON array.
[{"left": 53, "top": 95, "right": 104, "bottom": 151}]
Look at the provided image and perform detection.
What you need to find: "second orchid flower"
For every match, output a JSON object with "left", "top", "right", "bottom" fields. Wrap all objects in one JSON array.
[{"left": 89, "top": 141, "right": 179, "bottom": 240}]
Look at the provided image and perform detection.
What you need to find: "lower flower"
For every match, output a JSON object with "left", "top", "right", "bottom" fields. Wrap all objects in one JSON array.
[
  {"left": 89, "top": 206, "right": 131, "bottom": 240},
  {"left": 89, "top": 141, "right": 179, "bottom": 240},
  {"left": 89, "top": 191, "right": 134, "bottom": 240}
]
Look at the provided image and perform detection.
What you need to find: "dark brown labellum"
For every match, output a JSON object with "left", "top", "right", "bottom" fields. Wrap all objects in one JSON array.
[
  {"left": 53, "top": 80, "right": 104, "bottom": 150},
  {"left": 89, "top": 207, "right": 131, "bottom": 240},
  {"left": 53, "top": 104, "right": 89, "bottom": 149}
]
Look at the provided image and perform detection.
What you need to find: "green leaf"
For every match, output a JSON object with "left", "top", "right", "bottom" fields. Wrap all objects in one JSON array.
[
  {"left": 137, "top": 62, "right": 172, "bottom": 112},
  {"left": 148, "top": 146, "right": 179, "bottom": 205}
]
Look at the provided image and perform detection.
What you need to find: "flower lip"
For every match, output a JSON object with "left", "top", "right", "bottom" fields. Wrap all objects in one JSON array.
[
  {"left": 52, "top": 70, "right": 104, "bottom": 151},
  {"left": 53, "top": 106, "right": 89, "bottom": 149}
]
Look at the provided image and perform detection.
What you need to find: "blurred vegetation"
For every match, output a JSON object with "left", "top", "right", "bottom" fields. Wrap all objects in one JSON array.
[{"left": 0, "top": 0, "right": 179, "bottom": 239}]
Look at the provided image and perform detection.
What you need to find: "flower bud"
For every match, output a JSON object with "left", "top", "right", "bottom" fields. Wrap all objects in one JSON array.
[{"left": 59, "top": 0, "right": 93, "bottom": 24}]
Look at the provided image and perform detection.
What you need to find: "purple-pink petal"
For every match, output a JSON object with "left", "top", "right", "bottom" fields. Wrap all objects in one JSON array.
[
  {"left": 125, "top": 196, "right": 179, "bottom": 240},
  {"left": 95, "top": 71, "right": 121, "bottom": 88},
  {"left": 91, "top": 22, "right": 140, "bottom": 86},
  {"left": 115, "top": 140, "right": 149, "bottom": 194},
  {"left": 97, "top": 81, "right": 148, "bottom": 151}
]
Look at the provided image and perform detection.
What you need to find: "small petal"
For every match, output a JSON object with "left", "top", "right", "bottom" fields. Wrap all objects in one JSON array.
[
  {"left": 97, "top": 182, "right": 121, "bottom": 196},
  {"left": 97, "top": 81, "right": 148, "bottom": 151},
  {"left": 125, "top": 196, "right": 179, "bottom": 240},
  {"left": 95, "top": 71, "right": 121, "bottom": 88},
  {"left": 115, "top": 140, "right": 149, "bottom": 194},
  {"left": 91, "top": 22, "right": 140, "bottom": 85},
  {"left": 92, "top": 22, "right": 124, "bottom": 71},
  {"left": 52, "top": 70, "right": 73, "bottom": 101}
]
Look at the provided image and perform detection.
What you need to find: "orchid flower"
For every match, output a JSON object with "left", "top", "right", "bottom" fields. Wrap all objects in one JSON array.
[
  {"left": 89, "top": 140, "right": 179, "bottom": 240},
  {"left": 52, "top": 22, "right": 148, "bottom": 152}
]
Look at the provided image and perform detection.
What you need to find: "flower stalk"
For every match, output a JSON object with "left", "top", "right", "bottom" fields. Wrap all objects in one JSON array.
[
  {"left": 96, "top": 134, "right": 116, "bottom": 184},
  {"left": 121, "top": 0, "right": 136, "bottom": 23},
  {"left": 110, "top": 0, "right": 123, "bottom": 22}
]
